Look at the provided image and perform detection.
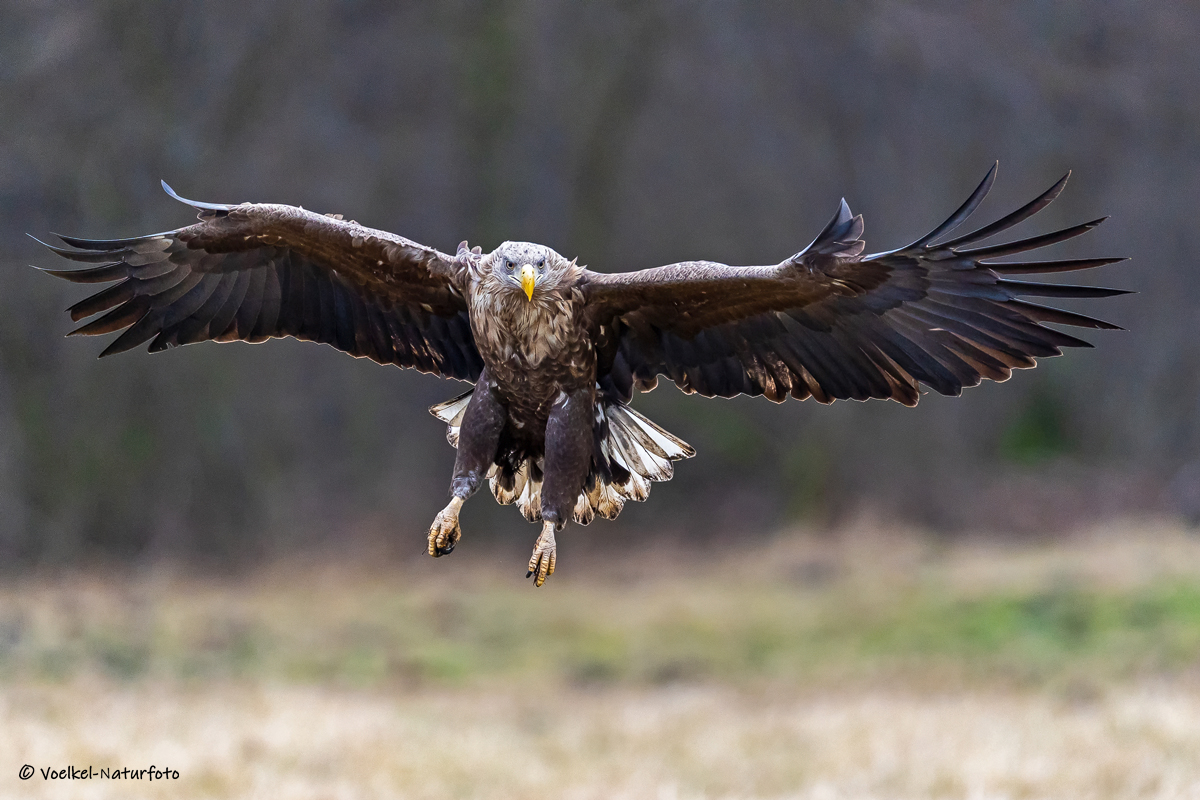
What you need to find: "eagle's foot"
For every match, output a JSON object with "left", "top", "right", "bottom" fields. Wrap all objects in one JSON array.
[
  {"left": 427, "top": 497, "right": 464, "bottom": 557},
  {"left": 526, "top": 521, "right": 557, "bottom": 587}
]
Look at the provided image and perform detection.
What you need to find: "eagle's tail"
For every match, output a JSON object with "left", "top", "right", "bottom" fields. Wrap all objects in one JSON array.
[
  {"left": 429, "top": 391, "right": 694, "bottom": 524},
  {"left": 571, "top": 401, "right": 695, "bottom": 524}
]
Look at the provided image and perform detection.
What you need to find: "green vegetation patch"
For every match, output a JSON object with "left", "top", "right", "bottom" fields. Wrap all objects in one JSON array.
[{"left": 6, "top": 558, "right": 1200, "bottom": 688}]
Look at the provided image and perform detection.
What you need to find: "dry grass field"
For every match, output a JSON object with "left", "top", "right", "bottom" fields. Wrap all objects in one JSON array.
[{"left": 6, "top": 518, "right": 1200, "bottom": 799}]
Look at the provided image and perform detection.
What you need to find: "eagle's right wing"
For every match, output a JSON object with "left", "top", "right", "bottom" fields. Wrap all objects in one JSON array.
[
  {"left": 583, "top": 166, "right": 1128, "bottom": 406},
  {"left": 36, "top": 183, "right": 485, "bottom": 381}
]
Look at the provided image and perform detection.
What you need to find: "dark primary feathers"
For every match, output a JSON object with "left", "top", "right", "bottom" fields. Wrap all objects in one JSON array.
[
  {"left": 583, "top": 165, "right": 1127, "bottom": 406},
  {"left": 38, "top": 182, "right": 483, "bottom": 380}
]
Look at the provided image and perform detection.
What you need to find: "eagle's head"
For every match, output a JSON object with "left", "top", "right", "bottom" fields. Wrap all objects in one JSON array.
[{"left": 487, "top": 241, "right": 576, "bottom": 302}]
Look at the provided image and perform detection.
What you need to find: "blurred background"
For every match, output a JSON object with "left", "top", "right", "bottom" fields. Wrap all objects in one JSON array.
[
  {"left": 3, "top": 0, "right": 1192, "bottom": 565},
  {"left": 5, "top": 2, "right": 1200, "bottom": 798}
]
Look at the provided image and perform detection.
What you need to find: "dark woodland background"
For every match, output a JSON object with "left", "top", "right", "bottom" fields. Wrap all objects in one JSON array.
[{"left": 1, "top": 1, "right": 1195, "bottom": 566}]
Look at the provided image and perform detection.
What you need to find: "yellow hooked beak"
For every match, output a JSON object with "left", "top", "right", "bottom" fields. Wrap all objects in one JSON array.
[{"left": 519, "top": 264, "right": 536, "bottom": 301}]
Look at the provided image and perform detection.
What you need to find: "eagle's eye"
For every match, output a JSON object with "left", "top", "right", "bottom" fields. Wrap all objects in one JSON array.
[{"left": 536, "top": 258, "right": 545, "bottom": 268}]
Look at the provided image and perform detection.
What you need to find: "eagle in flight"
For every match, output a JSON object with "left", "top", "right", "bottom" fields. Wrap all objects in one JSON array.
[{"left": 37, "top": 165, "right": 1126, "bottom": 585}]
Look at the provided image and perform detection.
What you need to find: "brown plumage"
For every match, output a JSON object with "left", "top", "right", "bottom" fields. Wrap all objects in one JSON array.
[{"left": 37, "top": 165, "right": 1127, "bottom": 585}]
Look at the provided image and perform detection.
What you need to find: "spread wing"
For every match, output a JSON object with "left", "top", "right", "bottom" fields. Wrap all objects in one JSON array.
[
  {"left": 36, "top": 182, "right": 484, "bottom": 381},
  {"left": 583, "top": 165, "right": 1128, "bottom": 406}
]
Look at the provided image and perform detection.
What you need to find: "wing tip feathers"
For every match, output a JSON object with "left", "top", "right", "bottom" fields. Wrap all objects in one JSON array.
[{"left": 160, "top": 180, "right": 233, "bottom": 212}]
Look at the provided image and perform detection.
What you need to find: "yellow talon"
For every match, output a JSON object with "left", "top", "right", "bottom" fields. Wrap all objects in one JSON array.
[
  {"left": 526, "top": 522, "right": 557, "bottom": 586},
  {"left": 427, "top": 497, "right": 464, "bottom": 557}
]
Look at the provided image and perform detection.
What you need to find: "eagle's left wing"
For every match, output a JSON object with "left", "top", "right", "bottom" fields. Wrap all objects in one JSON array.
[{"left": 582, "top": 166, "right": 1127, "bottom": 406}]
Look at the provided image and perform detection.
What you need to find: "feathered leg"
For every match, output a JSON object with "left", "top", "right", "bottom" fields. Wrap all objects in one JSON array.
[
  {"left": 428, "top": 371, "right": 505, "bottom": 557},
  {"left": 528, "top": 385, "right": 595, "bottom": 585}
]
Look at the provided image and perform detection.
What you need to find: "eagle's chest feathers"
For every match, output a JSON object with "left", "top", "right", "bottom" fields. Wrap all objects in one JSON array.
[
  {"left": 473, "top": 290, "right": 583, "bottom": 366},
  {"left": 470, "top": 285, "right": 593, "bottom": 404}
]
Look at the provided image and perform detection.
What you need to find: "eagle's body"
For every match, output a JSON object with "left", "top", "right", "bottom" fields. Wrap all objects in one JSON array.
[
  {"left": 468, "top": 246, "right": 592, "bottom": 423},
  {"left": 37, "top": 166, "right": 1127, "bottom": 585}
]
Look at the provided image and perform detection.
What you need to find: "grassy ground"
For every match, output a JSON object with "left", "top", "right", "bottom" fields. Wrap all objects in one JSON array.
[
  {"left": 6, "top": 517, "right": 1200, "bottom": 798},
  {"left": 7, "top": 680, "right": 1200, "bottom": 799}
]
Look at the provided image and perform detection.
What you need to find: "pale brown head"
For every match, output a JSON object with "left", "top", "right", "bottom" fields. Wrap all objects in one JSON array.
[{"left": 488, "top": 241, "right": 575, "bottom": 302}]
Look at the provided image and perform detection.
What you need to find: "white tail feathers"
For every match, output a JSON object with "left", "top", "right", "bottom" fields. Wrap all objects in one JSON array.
[
  {"left": 429, "top": 391, "right": 694, "bottom": 524},
  {"left": 429, "top": 390, "right": 473, "bottom": 447}
]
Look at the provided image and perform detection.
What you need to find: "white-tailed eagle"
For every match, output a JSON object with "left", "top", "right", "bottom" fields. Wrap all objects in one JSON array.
[{"left": 37, "top": 165, "right": 1127, "bottom": 585}]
